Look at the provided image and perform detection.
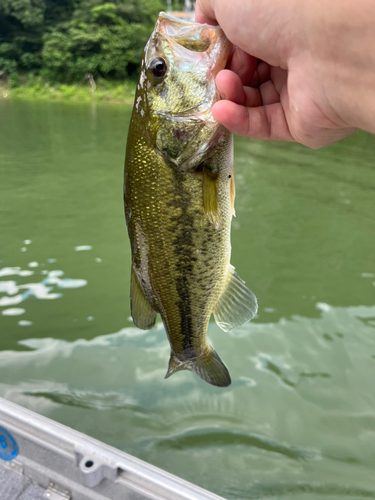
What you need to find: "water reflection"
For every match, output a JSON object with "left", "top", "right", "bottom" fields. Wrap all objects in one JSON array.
[
  {"left": 229, "top": 483, "right": 375, "bottom": 500},
  {"left": 1, "top": 100, "right": 375, "bottom": 499},
  {"left": 0, "top": 303, "right": 374, "bottom": 496},
  {"left": 0, "top": 264, "right": 87, "bottom": 314}
]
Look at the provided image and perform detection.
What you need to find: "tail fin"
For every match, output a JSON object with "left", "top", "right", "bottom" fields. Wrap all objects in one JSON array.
[{"left": 165, "top": 348, "right": 231, "bottom": 388}]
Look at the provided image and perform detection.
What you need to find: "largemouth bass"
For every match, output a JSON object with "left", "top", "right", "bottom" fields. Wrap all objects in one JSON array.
[{"left": 124, "top": 12, "right": 257, "bottom": 387}]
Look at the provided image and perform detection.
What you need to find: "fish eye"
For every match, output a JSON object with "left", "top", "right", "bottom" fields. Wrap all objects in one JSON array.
[{"left": 148, "top": 57, "right": 167, "bottom": 80}]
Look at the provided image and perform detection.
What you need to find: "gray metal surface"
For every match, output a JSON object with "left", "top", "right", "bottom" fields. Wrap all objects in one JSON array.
[
  {"left": 0, "top": 397, "right": 225, "bottom": 500},
  {"left": 0, "top": 461, "right": 46, "bottom": 500}
]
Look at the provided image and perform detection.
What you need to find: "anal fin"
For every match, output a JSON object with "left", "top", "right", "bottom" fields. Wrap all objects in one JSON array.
[
  {"left": 130, "top": 267, "right": 157, "bottom": 329},
  {"left": 213, "top": 265, "right": 257, "bottom": 332}
]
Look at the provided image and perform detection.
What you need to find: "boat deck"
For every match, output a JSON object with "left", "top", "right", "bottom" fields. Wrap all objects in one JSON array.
[
  {"left": 0, "top": 397, "right": 225, "bottom": 500},
  {"left": 0, "top": 463, "right": 45, "bottom": 500}
]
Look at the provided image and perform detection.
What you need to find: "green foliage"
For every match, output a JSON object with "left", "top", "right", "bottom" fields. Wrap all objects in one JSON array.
[
  {"left": 0, "top": 0, "right": 165, "bottom": 84},
  {"left": 5, "top": 78, "right": 135, "bottom": 102},
  {"left": 0, "top": 0, "right": 46, "bottom": 73}
]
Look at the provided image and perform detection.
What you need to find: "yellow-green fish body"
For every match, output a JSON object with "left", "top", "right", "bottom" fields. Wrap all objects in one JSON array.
[{"left": 124, "top": 13, "right": 257, "bottom": 387}]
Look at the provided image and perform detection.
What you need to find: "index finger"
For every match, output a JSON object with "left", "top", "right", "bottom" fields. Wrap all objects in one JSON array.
[
  {"left": 228, "top": 48, "right": 257, "bottom": 85},
  {"left": 195, "top": 0, "right": 217, "bottom": 25}
]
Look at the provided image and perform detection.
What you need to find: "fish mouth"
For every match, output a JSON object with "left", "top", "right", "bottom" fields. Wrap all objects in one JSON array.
[
  {"left": 157, "top": 11, "right": 226, "bottom": 45},
  {"left": 155, "top": 11, "right": 232, "bottom": 77},
  {"left": 148, "top": 12, "right": 231, "bottom": 171}
]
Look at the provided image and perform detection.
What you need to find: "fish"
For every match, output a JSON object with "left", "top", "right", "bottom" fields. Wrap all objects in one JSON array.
[{"left": 124, "top": 12, "right": 257, "bottom": 388}]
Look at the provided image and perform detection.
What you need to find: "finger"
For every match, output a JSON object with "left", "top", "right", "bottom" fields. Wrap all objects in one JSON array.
[
  {"left": 270, "top": 66, "right": 287, "bottom": 94},
  {"left": 212, "top": 100, "right": 294, "bottom": 142},
  {"left": 257, "top": 61, "right": 270, "bottom": 85},
  {"left": 216, "top": 70, "right": 262, "bottom": 107},
  {"left": 216, "top": 70, "right": 245, "bottom": 104},
  {"left": 259, "top": 80, "right": 280, "bottom": 105},
  {"left": 227, "top": 48, "right": 257, "bottom": 85},
  {"left": 243, "top": 87, "right": 262, "bottom": 107},
  {"left": 249, "top": 70, "right": 259, "bottom": 88},
  {"left": 195, "top": 0, "right": 217, "bottom": 24}
]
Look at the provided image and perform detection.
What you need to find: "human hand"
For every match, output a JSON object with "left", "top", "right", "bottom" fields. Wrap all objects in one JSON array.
[{"left": 196, "top": 0, "right": 362, "bottom": 149}]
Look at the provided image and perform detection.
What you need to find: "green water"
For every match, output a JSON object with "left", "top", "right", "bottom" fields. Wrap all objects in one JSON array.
[{"left": 1, "top": 99, "right": 375, "bottom": 499}]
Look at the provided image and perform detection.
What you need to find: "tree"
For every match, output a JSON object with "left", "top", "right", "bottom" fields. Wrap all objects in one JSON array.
[
  {"left": 0, "top": 0, "right": 164, "bottom": 83},
  {"left": 0, "top": 0, "right": 45, "bottom": 73},
  {"left": 42, "top": 1, "right": 160, "bottom": 82}
]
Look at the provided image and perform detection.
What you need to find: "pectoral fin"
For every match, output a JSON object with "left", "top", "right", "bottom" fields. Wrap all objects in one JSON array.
[
  {"left": 213, "top": 265, "right": 257, "bottom": 332},
  {"left": 230, "top": 169, "right": 235, "bottom": 218},
  {"left": 202, "top": 167, "right": 221, "bottom": 228},
  {"left": 130, "top": 267, "right": 157, "bottom": 329}
]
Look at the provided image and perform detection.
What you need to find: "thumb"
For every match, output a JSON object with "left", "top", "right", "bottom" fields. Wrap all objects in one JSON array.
[{"left": 195, "top": 0, "right": 218, "bottom": 25}]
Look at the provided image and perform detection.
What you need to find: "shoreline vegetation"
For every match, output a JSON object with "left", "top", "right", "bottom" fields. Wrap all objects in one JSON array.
[
  {"left": 0, "top": 0, "right": 187, "bottom": 105},
  {"left": 0, "top": 78, "right": 136, "bottom": 104}
]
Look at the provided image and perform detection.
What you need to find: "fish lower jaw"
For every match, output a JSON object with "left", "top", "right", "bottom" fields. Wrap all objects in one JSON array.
[{"left": 160, "top": 136, "right": 217, "bottom": 172}]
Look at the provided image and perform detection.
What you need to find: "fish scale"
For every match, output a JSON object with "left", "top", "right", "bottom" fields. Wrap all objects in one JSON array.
[{"left": 126, "top": 128, "right": 232, "bottom": 350}]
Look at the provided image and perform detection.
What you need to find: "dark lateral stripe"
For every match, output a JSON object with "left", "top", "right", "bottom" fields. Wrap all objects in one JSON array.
[{"left": 171, "top": 170, "right": 196, "bottom": 357}]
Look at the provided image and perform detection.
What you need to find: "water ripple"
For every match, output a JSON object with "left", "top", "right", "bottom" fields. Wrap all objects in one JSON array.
[
  {"left": 22, "top": 388, "right": 142, "bottom": 412},
  {"left": 228, "top": 483, "right": 375, "bottom": 499},
  {"left": 145, "top": 428, "right": 320, "bottom": 461}
]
